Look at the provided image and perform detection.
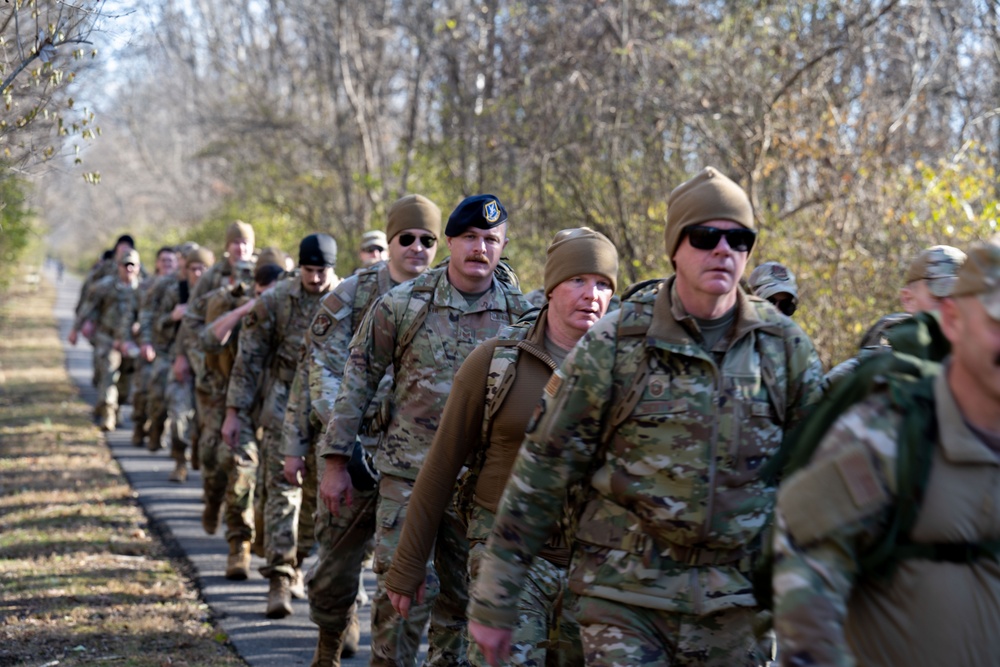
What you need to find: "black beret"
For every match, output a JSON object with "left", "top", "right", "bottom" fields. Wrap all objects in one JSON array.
[
  {"left": 444, "top": 194, "right": 508, "bottom": 237},
  {"left": 299, "top": 233, "right": 338, "bottom": 268}
]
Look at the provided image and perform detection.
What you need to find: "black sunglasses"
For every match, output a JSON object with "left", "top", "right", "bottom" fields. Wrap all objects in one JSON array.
[
  {"left": 361, "top": 245, "right": 385, "bottom": 253},
  {"left": 398, "top": 233, "right": 437, "bottom": 249},
  {"left": 684, "top": 225, "right": 756, "bottom": 252}
]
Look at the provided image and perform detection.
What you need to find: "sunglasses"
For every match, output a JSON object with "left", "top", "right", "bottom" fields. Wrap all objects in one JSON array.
[
  {"left": 122, "top": 262, "right": 137, "bottom": 268},
  {"left": 684, "top": 225, "right": 756, "bottom": 252},
  {"left": 398, "top": 233, "right": 437, "bottom": 249},
  {"left": 361, "top": 245, "right": 386, "bottom": 253}
]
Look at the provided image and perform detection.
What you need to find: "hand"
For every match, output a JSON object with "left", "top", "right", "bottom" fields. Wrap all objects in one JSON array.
[
  {"left": 387, "top": 581, "right": 426, "bottom": 620},
  {"left": 221, "top": 409, "right": 241, "bottom": 450},
  {"left": 140, "top": 344, "right": 156, "bottom": 363},
  {"left": 469, "top": 621, "right": 513, "bottom": 667},
  {"left": 284, "top": 456, "right": 306, "bottom": 486},
  {"left": 68, "top": 329, "right": 78, "bottom": 346},
  {"left": 319, "top": 458, "right": 353, "bottom": 517},
  {"left": 80, "top": 320, "right": 96, "bottom": 339},
  {"left": 172, "top": 354, "right": 191, "bottom": 382},
  {"left": 170, "top": 304, "right": 187, "bottom": 321}
]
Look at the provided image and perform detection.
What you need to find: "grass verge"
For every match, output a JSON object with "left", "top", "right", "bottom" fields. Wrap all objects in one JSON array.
[{"left": 0, "top": 279, "right": 245, "bottom": 667}]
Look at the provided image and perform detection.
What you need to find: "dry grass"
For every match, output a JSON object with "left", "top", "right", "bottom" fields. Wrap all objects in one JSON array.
[{"left": 0, "top": 280, "right": 245, "bottom": 667}]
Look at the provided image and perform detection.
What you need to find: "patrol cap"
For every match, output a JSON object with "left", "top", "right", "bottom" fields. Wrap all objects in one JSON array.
[
  {"left": 543, "top": 227, "right": 619, "bottom": 295},
  {"left": 444, "top": 194, "right": 507, "bottom": 237},
  {"left": 225, "top": 220, "right": 255, "bottom": 248},
  {"left": 748, "top": 261, "right": 798, "bottom": 301},
  {"left": 299, "top": 233, "right": 337, "bottom": 268},
  {"left": 904, "top": 245, "right": 967, "bottom": 298},
  {"left": 360, "top": 230, "right": 388, "bottom": 251},
  {"left": 665, "top": 167, "right": 754, "bottom": 258},
  {"left": 119, "top": 249, "right": 140, "bottom": 266},
  {"left": 176, "top": 241, "right": 199, "bottom": 256},
  {"left": 387, "top": 195, "right": 442, "bottom": 241},
  {"left": 951, "top": 236, "right": 1000, "bottom": 321}
]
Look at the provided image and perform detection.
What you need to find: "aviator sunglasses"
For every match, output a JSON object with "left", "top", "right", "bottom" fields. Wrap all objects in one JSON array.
[
  {"left": 398, "top": 233, "right": 437, "bottom": 249},
  {"left": 684, "top": 225, "right": 756, "bottom": 252}
]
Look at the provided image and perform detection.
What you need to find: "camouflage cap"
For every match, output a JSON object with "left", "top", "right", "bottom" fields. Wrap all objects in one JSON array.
[
  {"left": 361, "top": 230, "right": 388, "bottom": 251},
  {"left": 951, "top": 236, "right": 1000, "bottom": 321},
  {"left": 904, "top": 245, "right": 967, "bottom": 298},
  {"left": 748, "top": 261, "right": 798, "bottom": 301},
  {"left": 119, "top": 249, "right": 140, "bottom": 266}
]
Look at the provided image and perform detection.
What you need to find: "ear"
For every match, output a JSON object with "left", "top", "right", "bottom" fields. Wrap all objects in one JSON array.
[{"left": 938, "top": 297, "right": 962, "bottom": 346}]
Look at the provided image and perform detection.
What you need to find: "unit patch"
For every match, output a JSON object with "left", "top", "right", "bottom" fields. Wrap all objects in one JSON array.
[{"left": 312, "top": 312, "right": 334, "bottom": 338}]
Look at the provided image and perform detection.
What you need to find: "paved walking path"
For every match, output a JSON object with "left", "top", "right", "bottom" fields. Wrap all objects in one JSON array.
[{"left": 51, "top": 266, "right": 375, "bottom": 666}]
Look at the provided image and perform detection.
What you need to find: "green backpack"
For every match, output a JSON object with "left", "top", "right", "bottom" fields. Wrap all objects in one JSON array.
[{"left": 754, "top": 311, "right": 1000, "bottom": 609}]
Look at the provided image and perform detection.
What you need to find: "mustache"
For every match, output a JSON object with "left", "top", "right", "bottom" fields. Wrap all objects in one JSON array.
[{"left": 464, "top": 255, "right": 489, "bottom": 263}]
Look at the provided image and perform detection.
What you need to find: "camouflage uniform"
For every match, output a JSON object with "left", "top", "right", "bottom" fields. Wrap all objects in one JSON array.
[
  {"left": 227, "top": 274, "right": 333, "bottom": 580},
  {"left": 284, "top": 262, "right": 394, "bottom": 651},
  {"left": 129, "top": 273, "right": 163, "bottom": 445},
  {"left": 321, "top": 265, "right": 529, "bottom": 667},
  {"left": 773, "top": 371, "right": 1000, "bottom": 666},
  {"left": 75, "top": 273, "right": 140, "bottom": 427},
  {"left": 468, "top": 278, "right": 824, "bottom": 667},
  {"left": 140, "top": 274, "right": 195, "bottom": 456}
]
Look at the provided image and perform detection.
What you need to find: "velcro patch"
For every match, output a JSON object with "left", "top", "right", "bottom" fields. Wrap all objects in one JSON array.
[
  {"left": 836, "top": 447, "right": 885, "bottom": 510},
  {"left": 311, "top": 312, "right": 333, "bottom": 338}
]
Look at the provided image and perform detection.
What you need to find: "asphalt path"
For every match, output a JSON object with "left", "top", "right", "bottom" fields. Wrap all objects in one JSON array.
[{"left": 50, "top": 266, "right": 376, "bottom": 666}]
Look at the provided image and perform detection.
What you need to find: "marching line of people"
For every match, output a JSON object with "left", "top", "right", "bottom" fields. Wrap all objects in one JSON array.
[{"left": 66, "top": 169, "right": 1000, "bottom": 667}]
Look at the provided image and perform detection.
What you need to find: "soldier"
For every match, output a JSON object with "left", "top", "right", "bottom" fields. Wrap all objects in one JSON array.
[
  {"left": 772, "top": 236, "right": 1000, "bottom": 665},
  {"left": 747, "top": 261, "right": 798, "bottom": 317},
  {"left": 358, "top": 230, "right": 388, "bottom": 269},
  {"left": 290, "top": 195, "right": 442, "bottom": 665},
  {"left": 466, "top": 168, "right": 824, "bottom": 667},
  {"left": 130, "top": 246, "right": 179, "bottom": 447},
  {"left": 385, "top": 228, "right": 619, "bottom": 667},
  {"left": 319, "top": 194, "right": 531, "bottom": 667},
  {"left": 825, "top": 244, "right": 967, "bottom": 387},
  {"left": 69, "top": 249, "right": 143, "bottom": 431},
  {"left": 221, "top": 234, "right": 340, "bottom": 618},
  {"left": 198, "top": 261, "right": 285, "bottom": 579}
]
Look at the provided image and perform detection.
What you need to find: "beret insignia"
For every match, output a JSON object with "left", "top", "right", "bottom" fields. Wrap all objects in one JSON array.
[{"left": 484, "top": 199, "right": 501, "bottom": 224}]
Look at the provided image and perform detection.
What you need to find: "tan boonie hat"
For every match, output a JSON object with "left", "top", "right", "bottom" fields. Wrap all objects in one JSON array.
[
  {"left": 748, "top": 261, "right": 798, "bottom": 301},
  {"left": 119, "top": 249, "right": 140, "bottom": 266},
  {"left": 361, "top": 230, "right": 387, "bottom": 251},
  {"left": 543, "top": 227, "right": 619, "bottom": 295},
  {"left": 951, "top": 236, "right": 1000, "bottom": 321},
  {"left": 665, "top": 167, "right": 755, "bottom": 258},
  {"left": 904, "top": 245, "right": 966, "bottom": 298}
]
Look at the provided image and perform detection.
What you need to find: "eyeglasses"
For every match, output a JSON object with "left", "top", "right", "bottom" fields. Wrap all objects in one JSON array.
[
  {"left": 361, "top": 245, "right": 386, "bottom": 254},
  {"left": 684, "top": 226, "right": 756, "bottom": 252},
  {"left": 397, "top": 233, "right": 437, "bottom": 249}
]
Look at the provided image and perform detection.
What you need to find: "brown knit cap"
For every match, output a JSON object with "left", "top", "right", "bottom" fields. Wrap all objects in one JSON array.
[
  {"left": 256, "top": 246, "right": 288, "bottom": 269},
  {"left": 543, "top": 227, "right": 619, "bottom": 295},
  {"left": 186, "top": 246, "right": 215, "bottom": 267},
  {"left": 665, "top": 167, "right": 754, "bottom": 258},
  {"left": 386, "top": 195, "right": 442, "bottom": 242},
  {"left": 225, "top": 220, "right": 255, "bottom": 248}
]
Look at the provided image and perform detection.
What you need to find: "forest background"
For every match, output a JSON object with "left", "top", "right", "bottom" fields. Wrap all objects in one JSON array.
[{"left": 2, "top": 0, "right": 999, "bottom": 366}]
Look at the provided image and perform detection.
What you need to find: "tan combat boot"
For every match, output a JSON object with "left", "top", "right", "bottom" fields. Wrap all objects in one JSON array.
[
  {"left": 168, "top": 460, "right": 187, "bottom": 483},
  {"left": 225, "top": 539, "right": 252, "bottom": 580},
  {"left": 309, "top": 628, "right": 343, "bottom": 667},
  {"left": 290, "top": 567, "right": 306, "bottom": 600},
  {"left": 202, "top": 499, "right": 221, "bottom": 535},
  {"left": 265, "top": 574, "right": 293, "bottom": 618},
  {"left": 342, "top": 612, "right": 360, "bottom": 659}
]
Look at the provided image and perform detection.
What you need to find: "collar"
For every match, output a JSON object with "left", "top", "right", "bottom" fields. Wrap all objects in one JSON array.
[{"left": 935, "top": 368, "right": 1000, "bottom": 465}]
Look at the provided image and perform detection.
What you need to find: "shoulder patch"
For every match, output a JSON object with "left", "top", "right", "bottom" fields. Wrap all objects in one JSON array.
[
  {"left": 312, "top": 312, "right": 333, "bottom": 338},
  {"left": 836, "top": 447, "right": 886, "bottom": 510},
  {"left": 245, "top": 310, "right": 259, "bottom": 329}
]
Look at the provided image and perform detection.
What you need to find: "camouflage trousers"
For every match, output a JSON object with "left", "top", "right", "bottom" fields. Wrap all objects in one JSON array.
[
  {"left": 466, "top": 506, "right": 581, "bottom": 667},
  {"left": 165, "top": 375, "right": 195, "bottom": 458},
  {"left": 145, "top": 355, "right": 172, "bottom": 448},
  {"left": 371, "top": 475, "right": 470, "bottom": 667},
  {"left": 572, "top": 596, "right": 769, "bottom": 667},
  {"left": 259, "top": 427, "right": 317, "bottom": 579},
  {"left": 307, "top": 453, "right": 377, "bottom": 633},
  {"left": 194, "top": 390, "right": 254, "bottom": 542},
  {"left": 92, "top": 333, "right": 131, "bottom": 416},
  {"left": 129, "top": 356, "right": 153, "bottom": 440}
]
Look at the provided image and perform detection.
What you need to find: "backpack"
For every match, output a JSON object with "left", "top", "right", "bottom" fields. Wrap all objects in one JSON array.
[{"left": 753, "top": 310, "right": 1000, "bottom": 610}]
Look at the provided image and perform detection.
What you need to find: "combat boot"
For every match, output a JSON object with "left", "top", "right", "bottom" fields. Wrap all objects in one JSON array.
[
  {"left": 225, "top": 539, "right": 252, "bottom": 580},
  {"left": 202, "top": 499, "right": 222, "bottom": 535},
  {"left": 290, "top": 567, "right": 306, "bottom": 600},
  {"left": 265, "top": 574, "right": 293, "bottom": 618},
  {"left": 342, "top": 612, "right": 360, "bottom": 659},
  {"left": 169, "top": 461, "right": 188, "bottom": 484},
  {"left": 131, "top": 427, "right": 145, "bottom": 448},
  {"left": 251, "top": 511, "right": 265, "bottom": 557},
  {"left": 147, "top": 425, "right": 163, "bottom": 452},
  {"left": 309, "top": 628, "right": 343, "bottom": 667},
  {"left": 96, "top": 404, "right": 116, "bottom": 432}
]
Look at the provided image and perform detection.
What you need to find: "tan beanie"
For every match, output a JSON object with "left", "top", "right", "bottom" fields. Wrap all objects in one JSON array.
[
  {"left": 186, "top": 246, "right": 215, "bottom": 267},
  {"left": 664, "top": 167, "right": 754, "bottom": 258},
  {"left": 386, "top": 195, "right": 442, "bottom": 241},
  {"left": 225, "top": 220, "right": 255, "bottom": 248},
  {"left": 543, "top": 227, "right": 619, "bottom": 295},
  {"left": 256, "top": 246, "right": 288, "bottom": 269}
]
